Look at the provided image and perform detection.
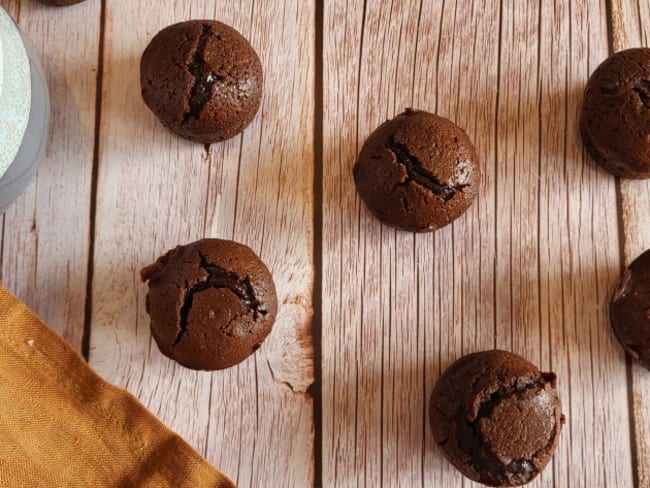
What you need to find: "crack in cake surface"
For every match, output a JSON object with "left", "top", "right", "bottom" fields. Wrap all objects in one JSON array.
[
  {"left": 182, "top": 24, "right": 222, "bottom": 124},
  {"left": 633, "top": 79, "right": 650, "bottom": 109},
  {"left": 174, "top": 253, "right": 266, "bottom": 346},
  {"left": 456, "top": 377, "right": 553, "bottom": 484},
  {"left": 388, "top": 138, "right": 467, "bottom": 201}
]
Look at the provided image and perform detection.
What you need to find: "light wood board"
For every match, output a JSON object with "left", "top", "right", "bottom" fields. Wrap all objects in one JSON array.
[
  {"left": 321, "top": 0, "right": 633, "bottom": 487},
  {"left": 88, "top": 1, "right": 314, "bottom": 486},
  {"left": 0, "top": 0, "right": 100, "bottom": 350},
  {"left": 2, "top": 0, "right": 650, "bottom": 486},
  {"left": 610, "top": 1, "right": 650, "bottom": 485}
]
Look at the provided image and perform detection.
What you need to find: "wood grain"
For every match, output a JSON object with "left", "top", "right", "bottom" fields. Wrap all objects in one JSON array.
[
  {"left": 0, "top": 0, "right": 100, "bottom": 350},
  {"left": 3, "top": 0, "right": 648, "bottom": 486},
  {"left": 322, "top": 0, "right": 634, "bottom": 486},
  {"left": 609, "top": 1, "right": 650, "bottom": 485},
  {"left": 88, "top": 1, "right": 314, "bottom": 486}
]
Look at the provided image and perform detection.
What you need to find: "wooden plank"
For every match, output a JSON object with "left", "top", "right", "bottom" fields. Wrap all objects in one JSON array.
[
  {"left": 539, "top": 1, "right": 633, "bottom": 485},
  {"left": 322, "top": 0, "right": 633, "bottom": 486},
  {"left": 89, "top": 1, "right": 314, "bottom": 486},
  {"left": 609, "top": 1, "right": 650, "bottom": 485},
  {"left": 0, "top": 0, "right": 99, "bottom": 350}
]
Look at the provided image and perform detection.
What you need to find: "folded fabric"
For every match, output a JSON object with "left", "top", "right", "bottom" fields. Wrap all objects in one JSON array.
[{"left": 0, "top": 285, "right": 234, "bottom": 488}]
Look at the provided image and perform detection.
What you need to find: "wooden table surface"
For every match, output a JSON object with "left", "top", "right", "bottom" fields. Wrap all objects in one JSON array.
[{"left": 2, "top": 0, "right": 650, "bottom": 486}]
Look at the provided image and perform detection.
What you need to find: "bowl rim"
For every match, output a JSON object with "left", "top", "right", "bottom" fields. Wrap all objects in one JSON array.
[{"left": 0, "top": 6, "right": 31, "bottom": 180}]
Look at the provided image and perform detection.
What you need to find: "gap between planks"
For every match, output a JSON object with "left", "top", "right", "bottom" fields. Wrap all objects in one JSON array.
[{"left": 82, "top": 0, "right": 107, "bottom": 361}]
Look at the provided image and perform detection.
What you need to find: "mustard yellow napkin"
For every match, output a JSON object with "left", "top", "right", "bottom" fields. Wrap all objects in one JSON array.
[{"left": 0, "top": 286, "right": 234, "bottom": 488}]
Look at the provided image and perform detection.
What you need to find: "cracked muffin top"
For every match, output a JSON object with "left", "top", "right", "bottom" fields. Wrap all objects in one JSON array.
[
  {"left": 430, "top": 350, "right": 563, "bottom": 487},
  {"left": 580, "top": 48, "right": 650, "bottom": 178},
  {"left": 141, "top": 238, "right": 277, "bottom": 371},
  {"left": 140, "top": 20, "right": 262, "bottom": 144},
  {"left": 353, "top": 109, "right": 480, "bottom": 232},
  {"left": 610, "top": 248, "right": 650, "bottom": 370}
]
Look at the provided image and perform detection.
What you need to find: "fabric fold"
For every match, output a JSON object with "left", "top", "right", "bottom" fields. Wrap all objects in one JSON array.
[{"left": 0, "top": 285, "right": 234, "bottom": 488}]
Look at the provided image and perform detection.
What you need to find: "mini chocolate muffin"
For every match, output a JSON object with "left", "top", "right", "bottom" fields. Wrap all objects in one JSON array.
[
  {"left": 140, "top": 20, "right": 263, "bottom": 144},
  {"left": 430, "top": 350, "right": 563, "bottom": 487},
  {"left": 610, "top": 249, "right": 650, "bottom": 370},
  {"left": 353, "top": 109, "right": 479, "bottom": 232},
  {"left": 141, "top": 239, "right": 277, "bottom": 371},
  {"left": 36, "top": 0, "right": 86, "bottom": 5},
  {"left": 580, "top": 48, "right": 650, "bottom": 178}
]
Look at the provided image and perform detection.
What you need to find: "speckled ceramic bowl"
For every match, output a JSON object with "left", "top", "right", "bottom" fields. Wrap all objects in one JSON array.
[{"left": 0, "top": 7, "right": 50, "bottom": 212}]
